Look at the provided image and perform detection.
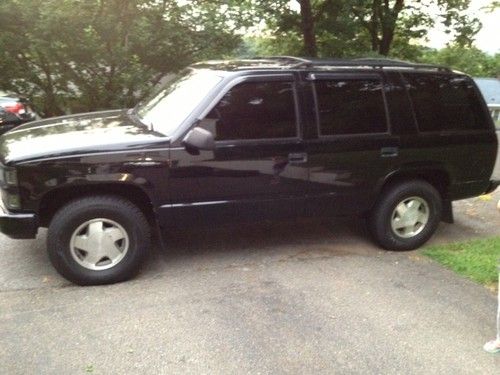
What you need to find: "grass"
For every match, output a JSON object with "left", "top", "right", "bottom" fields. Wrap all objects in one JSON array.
[{"left": 423, "top": 237, "right": 500, "bottom": 286}]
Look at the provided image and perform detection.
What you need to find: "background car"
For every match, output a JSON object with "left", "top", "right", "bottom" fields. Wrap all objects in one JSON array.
[
  {"left": 474, "top": 78, "right": 500, "bottom": 129},
  {"left": 0, "top": 107, "right": 24, "bottom": 133},
  {"left": 0, "top": 92, "right": 38, "bottom": 135}
]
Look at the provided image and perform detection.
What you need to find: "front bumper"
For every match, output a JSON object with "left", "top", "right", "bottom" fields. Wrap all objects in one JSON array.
[
  {"left": 485, "top": 180, "right": 500, "bottom": 195},
  {"left": 0, "top": 199, "right": 38, "bottom": 239}
]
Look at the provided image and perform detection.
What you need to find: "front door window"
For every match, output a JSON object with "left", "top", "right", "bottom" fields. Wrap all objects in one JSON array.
[{"left": 202, "top": 81, "right": 298, "bottom": 141}]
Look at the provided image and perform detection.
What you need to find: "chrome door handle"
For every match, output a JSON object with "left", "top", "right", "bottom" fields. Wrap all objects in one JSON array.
[
  {"left": 380, "top": 147, "right": 399, "bottom": 158},
  {"left": 288, "top": 152, "right": 308, "bottom": 163},
  {"left": 124, "top": 160, "right": 166, "bottom": 167}
]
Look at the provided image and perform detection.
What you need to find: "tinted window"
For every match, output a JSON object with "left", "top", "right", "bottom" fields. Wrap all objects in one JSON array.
[
  {"left": 138, "top": 70, "right": 222, "bottom": 136},
  {"left": 204, "top": 81, "right": 297, "bottom": 140},
  {"left": 403, "top": 73, "right": 489, "bottom": 132},
  {"left": 315, "top": 78, "right": 387, "bottom": 136}
]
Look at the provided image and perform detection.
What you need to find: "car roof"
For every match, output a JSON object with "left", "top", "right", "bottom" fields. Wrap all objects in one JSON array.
[
  {"left": 0, "top": 90, "right": 24, "bottom": 101},
  {"left": 0, "top": 96, "right": 19, "bottom": 102}
]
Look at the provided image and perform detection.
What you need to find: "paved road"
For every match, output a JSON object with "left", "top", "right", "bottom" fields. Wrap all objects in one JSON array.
[{"left": 1, "top": 170, "right": 500, "bottom": 373}]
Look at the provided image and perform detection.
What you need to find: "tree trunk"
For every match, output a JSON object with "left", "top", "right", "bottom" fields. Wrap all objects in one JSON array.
[
  {"left": 379, "top": 27, "right": 394, "bottom": 55},
  {"left": 298, "top": 0, "right": 318, "bottom": 57},
  {"left": 370, "top": 0, "right": 381, "bottom": 52},
  {"left": 377, "top": 0, "right": 404, "bottom": 56}
]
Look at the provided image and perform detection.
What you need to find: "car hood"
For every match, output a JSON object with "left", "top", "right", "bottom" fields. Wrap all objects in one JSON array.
[{"left": 0, "top": 110, "right": 169, "bottom": 164}]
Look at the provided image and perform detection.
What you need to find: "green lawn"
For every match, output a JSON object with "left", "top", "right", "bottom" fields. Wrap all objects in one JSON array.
[{"left": 423, "top": 237, "right": 500, "bottom": 286}]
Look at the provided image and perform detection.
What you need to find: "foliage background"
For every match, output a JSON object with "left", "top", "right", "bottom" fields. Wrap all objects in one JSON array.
[{"left": 0, "top": 0, "right": 498, "bottom": 117}]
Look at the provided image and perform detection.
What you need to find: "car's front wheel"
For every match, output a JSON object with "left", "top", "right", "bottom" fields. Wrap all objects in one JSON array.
[{"left": 47, "top": 196, "right": 151, "bottom": 285}]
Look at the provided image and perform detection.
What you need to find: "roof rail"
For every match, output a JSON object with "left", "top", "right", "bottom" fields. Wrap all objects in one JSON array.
[
  {"left": 254, "top": 56, "right": 451, "bottom": 72},
  {"left": 251, "top": 56, "right": 312, "bottom": 64},
  {"left": 353, "top": 58, "right": 451, "bottom": 72}
]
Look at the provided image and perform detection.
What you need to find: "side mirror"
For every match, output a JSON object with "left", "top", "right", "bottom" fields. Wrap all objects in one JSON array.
[{"left": 182, "top": 127, "right": 215, "bottom": 155}]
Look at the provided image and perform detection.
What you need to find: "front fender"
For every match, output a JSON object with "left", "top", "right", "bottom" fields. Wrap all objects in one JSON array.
[{"left": 15, "top": 151, "right": 170, "bottom": 213}]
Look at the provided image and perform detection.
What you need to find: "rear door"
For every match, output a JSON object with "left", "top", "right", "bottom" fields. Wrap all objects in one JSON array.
[{"left": 301, "top": 72, "right": 400, "bottom": 216}]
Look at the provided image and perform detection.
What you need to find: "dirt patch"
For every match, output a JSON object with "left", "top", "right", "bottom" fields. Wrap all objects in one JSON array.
[{"left": 430, "top": 188, "right": 500, "bottom": 245}]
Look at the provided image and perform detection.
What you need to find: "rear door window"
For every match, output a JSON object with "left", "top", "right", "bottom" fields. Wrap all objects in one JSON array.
[
  {"left": 403, "top": 73, "right": 490, "bottom": 132},
  {"left": 314, "top": 78, "right": 388, "bottom": 136}
]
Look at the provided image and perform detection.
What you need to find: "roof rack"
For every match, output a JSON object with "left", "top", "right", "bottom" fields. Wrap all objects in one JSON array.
[
  {"left": 253, "top": 56, "right": 451, "bottom": 72},
  {"left": 251, "top": 56, "right": 311, "bottom": 65},
  {"left": 352, "top": 58, "right": 451, "bottom": 72}
]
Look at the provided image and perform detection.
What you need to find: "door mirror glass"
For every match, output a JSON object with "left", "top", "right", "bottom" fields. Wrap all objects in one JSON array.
[{"left": 182, "top": 126, "right": 215, "bottom": 154}]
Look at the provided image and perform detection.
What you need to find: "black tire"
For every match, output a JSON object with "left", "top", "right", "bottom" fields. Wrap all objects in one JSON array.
[
  {"left": 367, "top": 180, "right": 442, "bottom": 251},
  {"left": 47, "top": 195, "right": 151, "bottom": 285}
]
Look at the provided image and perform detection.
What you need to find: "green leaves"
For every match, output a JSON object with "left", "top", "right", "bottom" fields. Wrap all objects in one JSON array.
[
  {"left": 0, "top": 0, "right": 242, "bottom": 116},
  {"left": 419, "top": 46, "right": 499, "bottom": 77},
  {"left": 247, "top": 0, "right": 485, "bottom": 59}
]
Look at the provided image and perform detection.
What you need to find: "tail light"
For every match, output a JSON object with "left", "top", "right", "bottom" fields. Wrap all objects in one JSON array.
[{"left": 2, "top": 102, "right": 26, "bottom": 115}]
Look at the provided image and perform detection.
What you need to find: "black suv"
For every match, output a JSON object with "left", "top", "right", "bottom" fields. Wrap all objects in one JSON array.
[{"left": 0, "top": 57, "right": 498, "bottom": 285}]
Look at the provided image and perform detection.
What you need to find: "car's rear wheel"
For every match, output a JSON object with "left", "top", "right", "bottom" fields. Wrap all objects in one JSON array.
[
  {"left": 47, "top": 196, "right": 151, "bottom": 285},
  {"left": 368, "top": 180, "right": 442, "bottom": 251}
]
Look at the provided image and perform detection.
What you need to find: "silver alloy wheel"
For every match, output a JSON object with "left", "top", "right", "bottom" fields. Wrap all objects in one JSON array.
[
  {"left": 390, "top": 196, "right": 430, "bottom": 239},
  {"left": 70, "top": 218, "right": 129, "bottom": 271}
]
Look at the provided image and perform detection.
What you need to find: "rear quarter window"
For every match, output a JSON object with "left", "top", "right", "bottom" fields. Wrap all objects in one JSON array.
[{"left": 403, "top": 73, "right": 490, "bottom": 132}]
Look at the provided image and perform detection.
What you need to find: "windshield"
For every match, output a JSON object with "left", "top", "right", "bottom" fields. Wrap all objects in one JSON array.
[{"left": 137, "top": 69, "right": 222, "bottom": 135}]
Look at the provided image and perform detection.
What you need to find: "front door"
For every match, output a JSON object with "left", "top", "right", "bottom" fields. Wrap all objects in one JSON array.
[{"left": 163, "top": 75, "right": 310, "bottom": 227}]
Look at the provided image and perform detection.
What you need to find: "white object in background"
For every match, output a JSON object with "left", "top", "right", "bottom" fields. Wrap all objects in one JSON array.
[
  {"left": 483, "top": 201, "right": 500, "bottom": 354},
  {"left": 483, "top": 269, "right": 500, "bottom": 354}
]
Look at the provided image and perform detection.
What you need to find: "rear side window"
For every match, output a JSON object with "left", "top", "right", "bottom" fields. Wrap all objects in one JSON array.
[
  {"left": 314, "top": 78, "right": 388, "bottom": 136},
  {"left": 403, "top": 73, "right": 489, "bottom": 132},
  {"left": 205, "top": 81, "right": 297, "bottom": 141}
]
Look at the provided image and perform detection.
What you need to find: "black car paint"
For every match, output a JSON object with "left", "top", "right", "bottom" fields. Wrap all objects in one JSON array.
[
  {"left": 0, "top": 63, "right": 498, "bottom": 240},
  {"left": 0, "top": 109, "right": 169, "bottom": 164}
]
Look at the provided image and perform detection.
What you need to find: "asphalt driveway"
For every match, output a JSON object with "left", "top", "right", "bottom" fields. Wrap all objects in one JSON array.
[{"left": 1, "top": 162, "right": 500, "bottom": 374}]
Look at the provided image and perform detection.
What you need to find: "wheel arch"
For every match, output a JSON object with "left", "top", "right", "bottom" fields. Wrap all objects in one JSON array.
[
  {"left": 375, "top": 167, "right": 451, "bottom": 203},
  {"left": 38, "top": 183, "right": 156, "bottom": 228}
]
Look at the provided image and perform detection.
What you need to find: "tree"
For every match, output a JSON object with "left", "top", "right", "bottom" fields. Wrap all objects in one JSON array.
[
  {"left": 0, "top": 0, "right": 244, "bottom": 116},
  {"left": 419, "top": 46, "right": 500, "bottom": 77},
  {"left": 254, "top": 0, "right": 482, "bottom": 58},
  {"left": 352, "top": 0, "right": 405, "bottom": 55}
]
